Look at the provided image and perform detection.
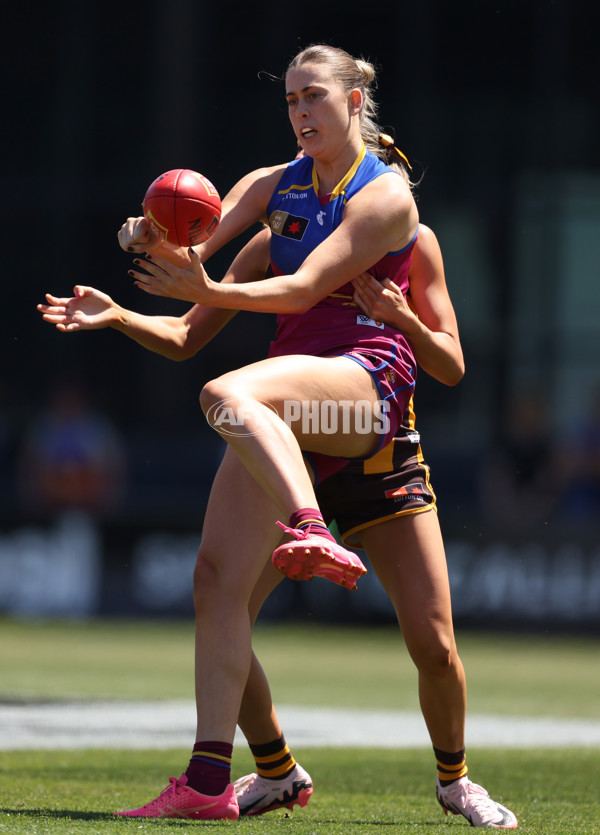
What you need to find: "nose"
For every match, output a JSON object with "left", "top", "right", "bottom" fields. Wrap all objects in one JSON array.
[{"left": 297, "top": 99, "right": 310, "bottom": 119}]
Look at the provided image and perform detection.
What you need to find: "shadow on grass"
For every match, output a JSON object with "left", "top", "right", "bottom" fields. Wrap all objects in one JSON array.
[
  {"left": 305, "top": 822, "right": 444, "bottom": 828},
  {"left": 1, "top": 807, "right": 117, "bottom": 821},
  {"left": 1, "top": 808, "right": 448, "bottom": 828},
  {"left": 0, "top": 808, "right": 206, "bottom": 825}
]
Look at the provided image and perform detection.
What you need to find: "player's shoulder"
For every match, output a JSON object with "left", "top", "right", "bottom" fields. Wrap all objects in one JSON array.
[
  {"left": 358, "top": 165, "right": 415, "bottom": 211},
  {"left": 415, "top": 223, "right": 436, "bottom": 243},
  {"left": 413, "top": 223, "right": 442, "bottom": 256},
  {"left": 237, "top": 162, "right": 290, "bottom": 190}
]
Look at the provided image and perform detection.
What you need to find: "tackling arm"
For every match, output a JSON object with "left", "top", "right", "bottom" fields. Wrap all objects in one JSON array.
[{"left": 39, "top": 229, "right": 272, "bottom": 361}]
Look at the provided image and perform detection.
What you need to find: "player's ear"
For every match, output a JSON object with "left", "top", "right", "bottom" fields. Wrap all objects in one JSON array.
[{"left": 348, "top": 88, "right": 362, "bottom": 116}]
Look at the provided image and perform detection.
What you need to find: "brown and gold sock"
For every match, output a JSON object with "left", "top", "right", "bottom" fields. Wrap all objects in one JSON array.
[
  {"left": 250, "top": 734, "right": 297, "bottom": 781},
  {"left": 434, "top": 746, "right": 468, "bottom": 786}
]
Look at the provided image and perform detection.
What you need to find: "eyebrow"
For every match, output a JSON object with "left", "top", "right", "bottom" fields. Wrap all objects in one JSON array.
[{"left": 285, "top": 85, "right": 318, "bottom": 97}]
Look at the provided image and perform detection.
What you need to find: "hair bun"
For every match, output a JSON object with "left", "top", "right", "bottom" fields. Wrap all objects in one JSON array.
[{"left": 356, "top": 59, "right": 376, "bottom": 86}]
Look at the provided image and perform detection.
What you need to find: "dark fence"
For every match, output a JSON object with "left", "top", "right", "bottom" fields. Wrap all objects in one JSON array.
[{"left": 1, "top": 510, "right": 598, "bottom": 633}]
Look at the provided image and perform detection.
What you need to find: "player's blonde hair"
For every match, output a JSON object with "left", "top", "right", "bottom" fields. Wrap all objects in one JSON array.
[{"left": 286, "top": 44, "right": 414, "bottom": 186}]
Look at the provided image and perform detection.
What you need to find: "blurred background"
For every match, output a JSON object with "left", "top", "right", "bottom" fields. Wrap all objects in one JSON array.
[{"left": 2, "top": 0, "right": 599, "bottom": 629}]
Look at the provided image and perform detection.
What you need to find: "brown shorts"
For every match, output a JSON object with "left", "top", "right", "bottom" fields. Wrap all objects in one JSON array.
[{"left": 315, "top": 427, "right": 437, "bottom": 549}]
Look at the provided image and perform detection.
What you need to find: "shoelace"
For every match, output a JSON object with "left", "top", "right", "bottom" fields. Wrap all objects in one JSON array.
[
  {"left": 276, "top": 521, "right": 329, "bottom": 540},
  {"left": 452, "top": 782, "right": 500, "bottom": 822},
  {"left": 162, "top": 776, "right": 185, "bottom": 797}
]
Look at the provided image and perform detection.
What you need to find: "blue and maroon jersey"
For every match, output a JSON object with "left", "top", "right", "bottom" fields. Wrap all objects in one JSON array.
[{"left": 266, "top": 146, "right": 418, "bottom": 362}]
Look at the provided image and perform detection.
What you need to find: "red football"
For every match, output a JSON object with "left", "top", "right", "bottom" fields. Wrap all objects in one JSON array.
[{"left": 142, "top": 169, "right": 222, "bottom": 247}]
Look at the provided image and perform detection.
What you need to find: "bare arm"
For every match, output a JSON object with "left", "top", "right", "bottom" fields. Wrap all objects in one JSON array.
[
  {"left": 131, "top": 174, "right": 419, "bottom": 314},
  {"left": 38, "top": 229, "right": 272, "bottom": 361},
  {"left": 118, "top": 165, "right": 285, "bottom": 269},
  {"left": 352, "top": 224, "right": 465, "bottom": 386}
]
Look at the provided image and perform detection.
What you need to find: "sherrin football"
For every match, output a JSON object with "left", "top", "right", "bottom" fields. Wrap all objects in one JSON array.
[{"left": 142, "top": 168, "right": 222, "bottom": 247}]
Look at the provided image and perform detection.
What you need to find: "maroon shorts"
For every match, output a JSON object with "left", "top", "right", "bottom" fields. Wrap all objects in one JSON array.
[{"left": 315, "top": 427, "right": 437, "bottom": 548}]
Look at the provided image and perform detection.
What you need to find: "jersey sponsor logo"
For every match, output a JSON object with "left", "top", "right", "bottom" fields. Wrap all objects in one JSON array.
[
  {"left": 269, "top": 210, "right": 309, "bottom": 240},
  {"left": 317, "top": 210, "right": 326, "bottom": 226},
  {"left": 356, "top": 314, "right": 384, "bottom": 329},
  {"left": 385, "top": 483, "right": 429, "bottom": 502}
]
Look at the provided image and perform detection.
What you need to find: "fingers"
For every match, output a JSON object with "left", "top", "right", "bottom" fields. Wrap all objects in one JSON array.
[
  {"left": 38, "top": 304, "right": 65, "bottom": 317},
  {"left": 380, "top": 277, "right": 401, "bottom": 296},
  {"left": 37, "top": 303, "right": 77, "bottom": 331},
  {"left": 352, "top": 278, "right": 379, "bottom": 313},
  {"left": 55, "top": 321, "right": 81, "bottom": 333},
  {"left": 354, "top": 271, "right": 374, "bottom": 286},
  {"left": 118, "top": 216, "right": 151, "bottom": 253},
  {"left": 38, "top": 299, "right": 69, "bottom": 315},
  {"left": 133, "top": 280, "right": 164, "bottom": 297},
  {"left": 128, "top": 257, "right": 168, "bottom": 296},
  {"left": 129, "top": 256, "right": 166, "bottom": 283},
  {"left": 188, "top": 246, "right": 203, "bottom": 269},
  {"left": 43, "top": 292, "right": 67, "bottom": 305},
  {"left": 352, "top": 286, "right": 370, "bottom": 316},
  {"left": 354, "top": 271, "right": 380, "bottom": 288}
]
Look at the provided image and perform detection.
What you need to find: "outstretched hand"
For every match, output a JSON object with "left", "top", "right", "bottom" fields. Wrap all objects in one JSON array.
[
  {"left": 129, "top": 247, "right": 217, "bottom": 304},
  {"left": 352, "top": 272, "right": 414, "bottom": 330},
  {"left": 37, "top": 286, "right": 117, "bottom": 332}
]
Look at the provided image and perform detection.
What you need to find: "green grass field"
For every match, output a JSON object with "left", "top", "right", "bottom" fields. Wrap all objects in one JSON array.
[
  {"left": 2, "top": 618, "right": 599, "bottom": 717},
  {"left": 2, "top": 747, "right": 600, "bottom": 834},
  {"left": 1, "top": 618, "right": 599, "bottom": 833}
]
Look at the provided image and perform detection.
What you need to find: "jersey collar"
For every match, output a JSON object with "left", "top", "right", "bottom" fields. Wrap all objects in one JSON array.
[{"left": 312, "top": 144, "right": 367, "bottom": 201}]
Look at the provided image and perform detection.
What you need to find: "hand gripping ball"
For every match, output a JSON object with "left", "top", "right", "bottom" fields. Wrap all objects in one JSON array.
[{"left": 142, "top": 169, "right": 222, "bottom": 247}]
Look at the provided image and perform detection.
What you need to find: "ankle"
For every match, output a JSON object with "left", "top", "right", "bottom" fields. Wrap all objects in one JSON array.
[{"left": 185, "top": 741, "right": 232, "bottom": 795}]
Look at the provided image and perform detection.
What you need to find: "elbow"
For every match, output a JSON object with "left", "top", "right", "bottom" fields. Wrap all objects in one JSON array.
[
  {"left": 173, "top": 343, "right": 200, "bottom": 362},
  {"left": 164, "top": 339, "right": 199, "bottom": 362},
  {"left": 446, "top": 359, "right": 466, "bottom": 387},
  {"left": 293, "top": 296, "right": 315, "bottom": 315},
  {"left": 282, "top": 292, "right": 317, "bottom": 315},
  {"left": 280, "top": 271, "right": 322, "bottom": 314},
  {"left": 160, "top": 348, "right": 188, "bottom": 362}
]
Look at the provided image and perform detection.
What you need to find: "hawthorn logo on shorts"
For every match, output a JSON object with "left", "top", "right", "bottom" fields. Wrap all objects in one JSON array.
[
  {"left": 269, "top": 210, "right": 309, "bottom": 240},
  {"left": 385, "top": 483, "right": 430, "bottom": 502}
]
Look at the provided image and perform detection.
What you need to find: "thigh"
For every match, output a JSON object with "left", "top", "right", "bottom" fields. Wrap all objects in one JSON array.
[
  {"left": 360, "top": 511, "right": 455, "bottom": 651},
  {"left": 211, "top": 354, "right": 384, "bottom": 458}
]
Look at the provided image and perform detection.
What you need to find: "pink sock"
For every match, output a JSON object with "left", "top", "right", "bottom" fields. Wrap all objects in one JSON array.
[{"left": 288, "top": 508, "right": 336, "bottom": 542}]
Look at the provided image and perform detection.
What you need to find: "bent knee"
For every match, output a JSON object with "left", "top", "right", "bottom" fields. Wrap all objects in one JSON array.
[
  {"left": 193, "top": 551, "right": 219, "bottom": 599},
  {"left": 200, "top": 372, "right": 255, "bottom": 421},
  {"left": 199, "top": 377, "right": 226, "bottom": 418},
  {"left": 193, "top": 547, "right": 250, "bottom": 612}
]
